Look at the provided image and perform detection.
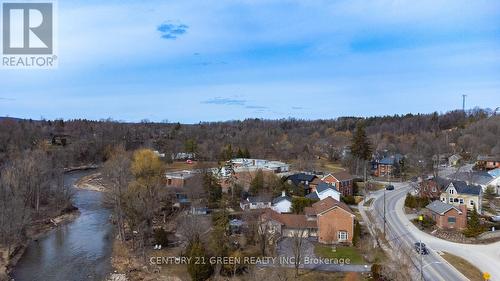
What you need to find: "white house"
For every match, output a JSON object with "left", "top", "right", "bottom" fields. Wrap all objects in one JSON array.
[
  {"left": 272, "top": 191, "right": 292, "bottom": 213},
  {"left": 240, "top": 196, "right": 272, "bottom": 210},
  {"left": 439, "top": 181, "right": 482, "bottom": 213},
  {"left": 305, "top": 182, "right": 341, "bottom": 202}
]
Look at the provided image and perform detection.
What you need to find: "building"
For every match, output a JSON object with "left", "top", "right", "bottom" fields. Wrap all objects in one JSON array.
[
  {"left": 305, "top": 182, "right": 341, "bottom": 202},
  {"left": 165, "top": 170, "right": 197, "bottom": 188},
  {"left": 272, "top": 191, "right": 292, "bottom": 213},
  {"left": 424, "top": 200, "right": 467, "bottom": 230},
  {"left": 418, "top": 177, "right": 450, "bottom": 200},
  {"left": 305, "top": 197, "right": 355, "bottom": 244},
  {"left": 476, "top": 155, "right": 500, "bottom": 170},
  {"left": 261, "top": 197, "right": 355, "bottom": 244},
  {"left": 439, "top": 181, "right": 482, "bottom": 213},
  {"left": 373, "top": 154, "right": 403, "bottom": 177},
  {"left": 320, "top": 171, "right": 354, "bottom": 196},
  {"left": 231, "top": 158, "right": 289, "bottom": 173},
  {"left": 286, "top": 173, "right": 319, "bottom": 194},
  {"left": 448, "top": 154, "right": 462, "bottom": 167},
  {"left": 240, "top": 196, "right": 272, "bottom": 210},
  {"left": 449, "top": 170, "right": 500, "bottom": 193}
]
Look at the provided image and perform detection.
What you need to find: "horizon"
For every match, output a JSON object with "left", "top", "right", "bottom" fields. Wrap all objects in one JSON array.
[{"left": 1, "top": 0, "right": 500, "bottom": 123}]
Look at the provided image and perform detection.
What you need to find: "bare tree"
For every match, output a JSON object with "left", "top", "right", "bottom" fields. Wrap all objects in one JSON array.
[{"left": 290, "top": 228, "right": 307, "bottom": 277}]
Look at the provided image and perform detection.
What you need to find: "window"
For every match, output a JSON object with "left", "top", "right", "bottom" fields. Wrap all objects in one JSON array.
[
  {"left": 449, "top": 189, "right": 454, "bottom": 194},
  {"left": 338, "top": 231, "right": 348, "bottom": 241},
  {"left": 448, "top": 217, "right": 456, "bottom": 224},
  {"left": 469, "top": 200, "right": 474, "bottom": 206},
  {"left": 449, "top": 198, "right": 453, "bottom": 203},
  {"left": 167, "top": 179, "right": 172, "bottom": 185},
  {"left": 432, "top": 187, "right": 437, "bottom": 192},
  {"left": 454, "top": 198, "right": 459, "bottom": 203},
  {"left": 459, "top": 198, "right": 464, "bottom": 204}
]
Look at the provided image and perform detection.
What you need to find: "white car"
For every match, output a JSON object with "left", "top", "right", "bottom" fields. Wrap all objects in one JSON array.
[{"left": 491, "top": 215, "right": 500, "bottom": 222}]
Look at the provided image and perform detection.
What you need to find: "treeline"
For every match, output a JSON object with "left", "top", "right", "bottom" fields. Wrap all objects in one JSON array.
[{"left": 0, "top": 109, "right": 498, "bottom": 170}]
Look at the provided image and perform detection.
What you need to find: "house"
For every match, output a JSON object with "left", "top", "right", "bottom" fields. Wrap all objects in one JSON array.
[
  {"left": 231, "top": 158, "right": 289, "bottom": 173},
  {"left": 172, "top": 152, "right": 197, "bottom": 161},
  {"left": 487, "top": 168, "right": 500, "bottom": 194},
  {"left": 286, "top": 173, "right": 318, "bottom": 194},
  {"left": 439, "top": 181, "right": 482, "bottom": 213},
  {"left": 272, "top": 191, "right": 292, "bottom": 213},
  {"left": 305, "top": 197, "right": 355, "bottom": 244},
  {"left": 373, "top": 154, "right": 403, "bottom": 177},
  {"left": 165, "top": 170, "right": 197, "bottom": 188},
  {"left": 261, "top": 197, "right": 355, "bottom": 244},
  {"left": 476, "top": 155, "right": 500, "bottom": 170},
  {"left": 424, "top": 200, "right": 467, "bottom": 230},
  {"left": 305, "top": 182, "right": 341, "bottom": 202},
  {"left": 240, "top": 196, "right": 272, "bottom": 210},
  {"left": 448, "top": 154, "right": 462, "bottom": 167},
  {"left": 320, "top": 171, "right": 354, "bottom": 196},
  {"left": 418, "top": 178, "right": 442, "bottom": 200}
]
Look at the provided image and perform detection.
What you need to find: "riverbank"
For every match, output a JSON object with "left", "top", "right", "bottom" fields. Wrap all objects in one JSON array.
[
  {"left": 75, "top": 172, "right": 110, "bottom": 192},
  {"left": 0, "top": 208, "right": 80, "bottom": 281}
]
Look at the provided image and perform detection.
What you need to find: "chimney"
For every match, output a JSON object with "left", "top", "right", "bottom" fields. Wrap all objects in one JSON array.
[{"left": 282, "top": 190, "right": 286, "bottom": 197}]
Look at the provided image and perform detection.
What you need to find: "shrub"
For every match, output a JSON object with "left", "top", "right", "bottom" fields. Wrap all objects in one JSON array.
[
  {"left": 154, "top": 228, "right": 169, "bottom": 247},
  {"left": 342, "top": 195, "right": 356, "bottom": 205}
]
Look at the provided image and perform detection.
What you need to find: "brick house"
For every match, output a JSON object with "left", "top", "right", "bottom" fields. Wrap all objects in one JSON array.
[
  {"left": 418, "top": 177, "right": 450, "bottom": 200},
  {"left": 476, "top": 155, "right": 500, "bottom": 170},
  {"left": 320, "top": 171, "right": 354, "bottom": 196},
  {"left": 424, "top": 200, "right": 467, "bottom": 230},
  {"left": 373, "top": 154, "right": 403, "bottom": 177},
  {"left": 261, "top": 197, "right": 355, "bottom": 244}
]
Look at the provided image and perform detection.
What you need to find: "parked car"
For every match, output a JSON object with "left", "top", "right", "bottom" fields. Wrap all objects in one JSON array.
[
  {"left": 385, "top": 185, "right": 395, "bottom": 190},
  {"left": 414, "top": 242, "right": 428, "bottom": 255},
  {"left": 491, "top": 215, "right": 500, "bottom": 222}
]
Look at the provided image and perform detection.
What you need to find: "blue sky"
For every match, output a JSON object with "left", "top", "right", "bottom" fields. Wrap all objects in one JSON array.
[{"left": 1, "top": 0, "right": 499, "bottom": 123}]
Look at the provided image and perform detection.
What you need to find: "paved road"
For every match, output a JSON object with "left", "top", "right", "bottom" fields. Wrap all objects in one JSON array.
[
  {"left": 391, "top": 184, "right": 500, "bottom": 281},
  {"left": 369, "top": 183, "right": 469, "bottom": 281}
]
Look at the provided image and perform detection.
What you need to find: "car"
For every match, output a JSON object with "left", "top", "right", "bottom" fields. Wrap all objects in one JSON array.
[
  {"left": 385, "top": 185, "right": 395, "bottom": 190},
  {"left": 414, "top": 242, "right": 428, "bottom": 255},
  {"left": 491, "top": 215, "right": 500, "bottom": 222}
]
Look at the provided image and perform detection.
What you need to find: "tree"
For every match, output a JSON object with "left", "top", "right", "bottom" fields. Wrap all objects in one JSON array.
[
  {"left": 291, "top": 197, "right": 316, "bottom": 214},
  {"left": 103, "top": 146, "right": 131, "bottom": 241},
  {"left": 203, "top": 171, "right": 222, "bottom": 208},
  {"left": 187, "top": 239, "right": 213, "bottom": 281},
  {"left": 185, "top": 139, "right": 197, "bottom": 153},
  {"left": 291, "top": 229, "right": 307, "bottom": 277},
  {"left": 463, "top": 207, "right": 485, "bottom": 237},
  {"left": 127, "top": 149, "right": 165, "bottom": 251},
  {"left": 350, "top": 121, "right": 372, "bottom": 180},
  {"left": 249, "top": 169, "right": 265, "bottom": 195}
]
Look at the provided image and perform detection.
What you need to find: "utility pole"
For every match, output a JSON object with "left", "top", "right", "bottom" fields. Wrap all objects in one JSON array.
[{"left": 462, "top": 94, "right": 467, "bottom": 112}]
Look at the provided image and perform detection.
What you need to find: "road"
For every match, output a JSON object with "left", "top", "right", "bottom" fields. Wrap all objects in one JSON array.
[{"left": 368, "top": 183, "right": 469, "bottom": 281}]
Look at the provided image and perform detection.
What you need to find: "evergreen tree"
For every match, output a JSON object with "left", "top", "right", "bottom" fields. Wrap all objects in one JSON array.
[
  {"left": 187, "top": 239, "right": 213, "bottom": 281},
  {"left": 243, "top": 147, "right": 251, "bottom": 158},
  {"left": 249, "top": 169, "right": 264, "bottom": 195},
  {"left": 350, "top": 121, "right": 372, "bottom": 179},
  {"left": 203, "top": 172, "right": 222, "bottom": 207},
  {"left": 236, "top": 147, "right": 244, "bottom": 158}
]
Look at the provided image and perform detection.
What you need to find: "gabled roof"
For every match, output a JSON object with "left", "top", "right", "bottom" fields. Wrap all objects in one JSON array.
[
  {"left": 426, "top": 200, "right": 462, "bottom": 215},
  {"left": 272, "top": 194, "right": 292, "bottom": 204},
  {"left": 448, "top": 181, "right": 481, "bottom": 195},
  {"left": 331, "top": 171, "right": 353, "bottom": 181},
  {"left": 450, "top": 171, "right": 493, "bottom": 185},
  {"left": 304, "top": 197, "right": 354, "bottom": 216},
  {"left": 286, "top": 173, "right": 317, "bottom": 186},
  {"left": 316, "top": 182, "right": 338, "bottom": 193},
  {"left": 262, "top": 209, "right": 317, "bottom": 229}
]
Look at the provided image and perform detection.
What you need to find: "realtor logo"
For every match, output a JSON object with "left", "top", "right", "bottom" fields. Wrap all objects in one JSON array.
[{"left": 1, "top": 2, "right": 57, "bottom": 68}]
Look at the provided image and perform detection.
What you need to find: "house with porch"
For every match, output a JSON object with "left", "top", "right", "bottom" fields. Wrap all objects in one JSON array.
[{"left": 439, "top": 181, "right": 482, "bottom": 213}]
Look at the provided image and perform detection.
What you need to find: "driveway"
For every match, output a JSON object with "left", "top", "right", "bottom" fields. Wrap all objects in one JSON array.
[{"left": 276, "top": 237, "right": 316, "bottom": 259}]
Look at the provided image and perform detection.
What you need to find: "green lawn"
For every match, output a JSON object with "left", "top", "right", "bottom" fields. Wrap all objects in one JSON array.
[{"left": 314, "top": 245, "right": 365, "bottom": 264}]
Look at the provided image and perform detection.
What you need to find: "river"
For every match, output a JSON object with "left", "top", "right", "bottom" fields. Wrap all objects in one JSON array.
[{"left": 11, "top": 170, "right": 114, "bottom": 281}]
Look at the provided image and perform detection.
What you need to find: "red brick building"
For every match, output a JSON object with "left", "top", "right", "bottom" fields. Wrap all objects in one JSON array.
[
  {"left": 424, "top": 200, "right": 467, "bottom": 230},
  {"left": 321, "top": 171, "right": 354, "bottom": 196}
]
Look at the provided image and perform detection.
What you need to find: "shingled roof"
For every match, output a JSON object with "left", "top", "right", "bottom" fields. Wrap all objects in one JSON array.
[
  {"left": 449, "top": 181, "right": 482, "bottom": 195},
  {"left": 426, "top": 200, "right": 462, "bottom": 215},
  {"left": 304, "top": 197, "right": 354, "bottom": 216}
]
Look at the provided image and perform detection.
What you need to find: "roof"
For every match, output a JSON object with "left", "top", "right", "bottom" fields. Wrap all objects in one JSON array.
[
  {"left": 488, "top": 168, "right": 500, "bottom": 178},
  {"left": 379, "top": 154, "right": 404, "bottom": 165},
  {"left": 305, "top": 192, "right": 320, "bottom": 200},
  {"left": 165, "top": 170, "right": 197, "bottom": 179},
  {"left": 272, "top": 194, "right": 292, "bottom": 204},
  {"left": 286, "top": 173, "right": 317, "bottom": 186},
  {"left": 450, "top": 171, "right": 494, "bottom": 186},
  {"left": 245, "top": 195, "right": 272, "bottom": 204},
  {"left": 316, "top": 182, "right": 336, "bottom": 193},
  {"left": 477, "top": 155, "right": 500, "bottom": 161},
  {"left": 262, "top": 209, "right": 317, "bottom": 229},
  {"left": 448, "top": 181, "right": 482, "bottom": 195},
  {"left": 426, "top": 200, "right": 461, "bottom": 215},
  {"left": 331, "top": 171, "right": 353, "bottom": 181},
  {"left": 304, "top": 197, "right": 354, "bottom": 216}
]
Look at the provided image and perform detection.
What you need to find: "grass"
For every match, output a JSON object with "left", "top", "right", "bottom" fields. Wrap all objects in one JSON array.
[
  {"left": 363, "top": 198, "right": 374, "bottom": 207},
  {"left": 441, "top": 252, "right": 483, "bottom": 281},
  {"left": 314, "top": 245, "right": 365, "bottom": 264}
]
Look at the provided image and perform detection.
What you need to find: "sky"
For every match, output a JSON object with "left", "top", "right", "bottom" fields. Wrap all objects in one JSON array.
[{"left": 1, "top": 0, "right": 499, "bottom": 123}]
